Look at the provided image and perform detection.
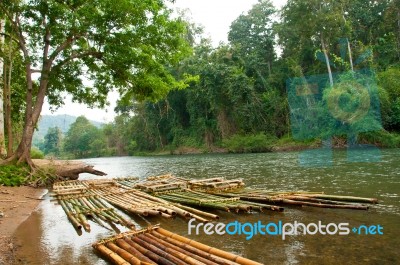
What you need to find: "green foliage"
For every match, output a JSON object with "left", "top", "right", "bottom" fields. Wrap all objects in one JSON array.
[
  {"left": 64, "top": 116, "right": 106, "bottom": 158},
  {"left": 30, "top": 147, "right": 45, "bottom": 159},
  {"left": 0, "top": 0, "right": 192, "bottom": 106},
  {"left": 378, "top": 67, "right": 400, "bottom": 130},
  {"left": 2, "top": 0, "right": 399, "bottom": 159},
  {"left": 358, "top": 131, "right": 400, "bottom": 148},
  {"left": 0, "top": 0, "right": 193, "bottom": 163},
  {"left": 42, "top": 127, "right": 62, "bottom": 156},
  {"left": 222, "top": 133, "right": 277, "bottom": 153},
  {"left": 105, "top": 0, "right": 400, "bottom": 154},
  {"left": 0, "top": 165, "right": 28, "bottom": 186}
]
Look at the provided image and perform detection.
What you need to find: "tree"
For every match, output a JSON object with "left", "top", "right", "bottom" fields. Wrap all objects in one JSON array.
[
  {"left": 0, "top": 0, "right": 191, "bottom": 167},
  {"left": 279, "top": 0, "right": 351, "bottom": 83},
  {"left": 228, "top": 0, "right": 276, "bottom": 90},
  {"left": 0, "top": 18, "right": 6, "bottom": 157},
  {"left": 43, "top": 126, "right": 62, "bottom": 156},
  {"left": 64, "top": 116, "right": 104, "bottom": 158}
]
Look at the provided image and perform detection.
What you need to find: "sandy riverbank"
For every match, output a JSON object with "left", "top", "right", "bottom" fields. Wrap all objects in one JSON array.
[{"left": 0, "top": 186, "right": 47, "bottom": 265}]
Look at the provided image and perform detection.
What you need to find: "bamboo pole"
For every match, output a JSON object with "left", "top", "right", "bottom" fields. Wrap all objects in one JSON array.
[
  {"left": 156, "top": 228, "right": 263, "bottom": 265},
  {"left": 106, "top": 242, "right": 142, "bottom": 265},
  {"left": 305, "top": 194, "right": 378, "bottom": 204},
  {"left": 277, "top": 199, "right": 369, "bottom": 210},
  {"left": 59, "top": 200, "right": 82, "bottom": 231},
  {"left": 71, "top": 202, "right": 91, "bottom": 232},
  {"left": 116, "top": 239, "right": 156, "bottom": 265},
  {"left": 138, "top": 233, "right": 207, "bottom": 265},
  {"left": 150, "top": 230, "right": 239, "bottom": 265},
  {"left": 175, "top": 204, "right": 219, "bottom": 220},
  {"left": 131, "top": 236, "right": 187, "bottom": 265},
  {"left": 145, "top": 233, "right": 216, "bottom": 265},
  {"left": 94, "top": 244, "right": 131, "bottom": 265},
  {"left": 158, "top": 195, "right": 230, "bottom": 212},
  {"left": 123, "top": 237, "right": 174, "bottom": 265}
]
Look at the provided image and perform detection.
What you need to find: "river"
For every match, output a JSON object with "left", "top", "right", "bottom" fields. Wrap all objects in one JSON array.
[{"left": 14, "top": 149, "right": 400, "bottom": 264}]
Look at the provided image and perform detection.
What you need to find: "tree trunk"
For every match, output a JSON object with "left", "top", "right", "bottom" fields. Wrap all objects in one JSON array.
[
  {"left": 5, "top": 47, "right": 12, "bottom": 156},
  {"left": 346, "top": 39, "right": 354, "bottom": 72},
  {"left": 397, "top": 9, "right": 400, "bottom": 60},
  {"left": 14, "top": 77, "right": 48, "bottom": 166},
  {"left": 321, "top": 36, "right": 334, "bottom": 87},
  {"left": 57, "top": 165, "right": 107, "bottom": 180},
  {"left": 0, "top": 19, "right": 7, "bottom": 157}
]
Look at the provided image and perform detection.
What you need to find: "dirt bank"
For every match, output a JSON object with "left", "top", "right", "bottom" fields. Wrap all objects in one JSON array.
[{"left": 0, "top": 186, "right": 46, "bottom": 265}]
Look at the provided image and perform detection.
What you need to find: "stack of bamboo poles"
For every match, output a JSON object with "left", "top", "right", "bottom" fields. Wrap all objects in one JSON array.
[
  {"left": 155, "top": 189, "right": 284, "bottom": 213},
  {"left": 188, "top": 178, "right": 245, "bottom": 191},
  {"left": 118, "top": 177, "right": 140, "bottom": 189},
  {"left": 134, "top": 175, "right": 188, "bottom": 192},
  {"left": 88, "top": 186, "right": 220, "bottom": 222},
  {"left": 210, "top": 190, "right": 378, "bottom": 210},
  {"left": 93, "top": 225, "right": 262, "bottom": 265},
  {"left": 55, "top": 194, "right": 135, "bottom": 234},
  {"left": 84, "top": 179, "right": 119, "bottom": 188},
  {"left": 53, "top": 180, "right": 88, "bottom": 196}
]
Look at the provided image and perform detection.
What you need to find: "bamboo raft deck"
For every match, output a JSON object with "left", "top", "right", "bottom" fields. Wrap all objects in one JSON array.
[
  {"left": 130, "top": 175, "right": 377, "bottom": 211},
  {"left": 208, "top": 190, "right": 377, "bottom": 210},
  {"left": 52, "top": 175, "right": 379, "bottom": 265},
  {"left": 52, "top": 176, "right": 378, "bottom": 234},
  {"left": 93, "top": 225, "right": 262, "bottom": 265},
  {"left": 154, "top": 189, "right": 283, "bottom": 213}
]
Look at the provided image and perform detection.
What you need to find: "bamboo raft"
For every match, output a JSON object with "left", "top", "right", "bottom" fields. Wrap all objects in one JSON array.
[
  {"left": 188, "top": 178, "right": 245, "bottom": 191},
  {"left": 134, "top": 174, "right": 188, "bottom": 192},
  {"left": 208, "top": 190, "right": 378, "bottom": 210},
  {"left": 52, "top": 180, "right": 223, "bottom": 233},
  {"left": 93, "top": 225, "right": 262, "bottom": 265},
  {"left": 155, "top": 189, "right": 284, "bottom": 213},
  {"left": 88, "top": 185, "right": 219, "bottom": 222},
  {"left": 52, "top": 176, "right": 378, "bottom": 235},
  {"left": 52, "top": 176, "right": 379, "bottom": 265},
  {"left": 54, "top": 193, "right": 135, "bottom": 234}
]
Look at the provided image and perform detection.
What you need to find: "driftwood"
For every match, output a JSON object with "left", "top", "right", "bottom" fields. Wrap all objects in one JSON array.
[
  {"left": 58, "top": 165, "right": 107, "bottom": 180},
  {"left": 33, "top": 159, "right": 107, "bottom": 180}
]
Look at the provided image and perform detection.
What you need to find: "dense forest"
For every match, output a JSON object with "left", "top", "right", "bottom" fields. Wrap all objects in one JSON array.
[
  {"left": 78, "top": 0, "right": 399, "bottom": 157},
  {"left": 2, "top": 0, "right": 400, "bottom": 160}
]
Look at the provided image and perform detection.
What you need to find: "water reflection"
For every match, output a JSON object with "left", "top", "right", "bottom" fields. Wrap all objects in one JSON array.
[{"left": 15, "top": 149, "right": 400, "bottom": 264}]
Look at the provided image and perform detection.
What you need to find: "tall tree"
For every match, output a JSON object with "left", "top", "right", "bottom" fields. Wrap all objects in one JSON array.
[
  {"left": 0, "top": 0, "right": 190, "bottom": 167},
  {"left": 228, "top": 0, "right": 276, "bottom": 91},
  {"left": 64, "top": 116, "right": 104, "bottom": 158},
  {"left": 43, "top": 126, "right": 62, "bottom": 156},
  {"left": 0, "top": 18, "right": 6, "bottom": 157}
]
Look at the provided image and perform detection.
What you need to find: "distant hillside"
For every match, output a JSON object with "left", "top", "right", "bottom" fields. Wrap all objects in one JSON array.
[{"left": 33, "top": 114, "right": 104, "bottom": 146}]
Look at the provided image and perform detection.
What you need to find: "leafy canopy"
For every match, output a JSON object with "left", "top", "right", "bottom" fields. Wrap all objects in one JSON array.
[{"left": 1, "top": 0, "right": 192, "bottom": 107}]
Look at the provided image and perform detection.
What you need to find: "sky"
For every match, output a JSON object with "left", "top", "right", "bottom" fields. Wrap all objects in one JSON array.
[{"left": 42, "top": 0, "right": 287, "bottom": 123}]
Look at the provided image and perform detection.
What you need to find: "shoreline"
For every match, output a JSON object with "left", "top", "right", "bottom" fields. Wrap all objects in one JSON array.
[{"left": 0, "top": 186, "right": 47, "bottom": 265}]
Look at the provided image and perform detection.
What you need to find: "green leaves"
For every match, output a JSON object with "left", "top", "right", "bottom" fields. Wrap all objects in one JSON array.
[
  {"left": 0, "top": 165, "right": 29, "bottom": 186},
  {"left": 43, "top": 127, "right": 62, "bottom": 156},
  {"left": 63, "top": 116, "right": 106, "bottom": 158},
  {"left": 2, "top": 0, "right": 191, "bottom": 106}
]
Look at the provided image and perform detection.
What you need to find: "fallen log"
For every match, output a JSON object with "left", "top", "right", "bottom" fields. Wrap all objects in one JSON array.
[
  {"left": 57, "top": 165, "right": 107, "bottom": 180},
  {"left": 33, "top": 159, "right": 107, "bottom": 180}
]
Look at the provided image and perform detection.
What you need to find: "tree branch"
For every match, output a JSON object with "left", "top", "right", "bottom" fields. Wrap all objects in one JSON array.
[
  {"left": 49, "top": 33, "right": 84, "bottom": 63},
  {"left": 0, "top": 33, "right": 19, "bottom": 45},
  {"left": 52, "top": 50, "right": 103, "bottom": 70},
  {"left": 42, "top": 16, "right": 51, "bottom": 62}
]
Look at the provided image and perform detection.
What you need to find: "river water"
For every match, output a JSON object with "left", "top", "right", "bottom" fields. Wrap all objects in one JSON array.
[{"left": 14, "top": 149, "right": 400, "bottom": 264}]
